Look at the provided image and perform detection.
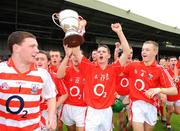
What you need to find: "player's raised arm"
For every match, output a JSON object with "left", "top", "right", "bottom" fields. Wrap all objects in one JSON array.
[
  {"left": 56, "top": 45, "right": 72, "bottom": 78},
  {"left": 111, "top": 23, "right": 131, "bottom": 66}
]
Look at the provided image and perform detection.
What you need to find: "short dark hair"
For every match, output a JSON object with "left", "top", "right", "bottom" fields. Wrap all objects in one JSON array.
[
  {"left": 8, "top": 31, "right": 36, "bottom": 53},
  {"left": 169, "top": 56, "right": 177, "bottom": 60},
  {"left": 98, "top": 44, "right": 110, "bottom": 54},
  {"left": 49, "top": 49, "right": 61, "bottom": 56},
  {"left": 160, "top": 57, "right": 167, "bottom": 60},
  {"left": 39, "top": 50, "right": 51, "bottom": 61},
  {"left": 50, "top": 49, "right": 61, "bottom": 52}
]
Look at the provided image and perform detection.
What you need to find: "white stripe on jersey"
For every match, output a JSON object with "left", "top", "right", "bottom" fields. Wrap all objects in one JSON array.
[
  {"left": 0, "top": 66, "right": 17, "bottom": 74},
  {"left": 162, "top": 68, "right": 176, "bottom": 87},
  {"left": 0, "top": 92, "right": 40, "bottom": 102},
  {"left": 0, "top": 104, "right": 40, "bottom": 114},
  {"left": 0, "top": 116, "right": 40, "bottom": 127},
  {"left": 34, "top": 127, "right": 41, "bottom": 131}
]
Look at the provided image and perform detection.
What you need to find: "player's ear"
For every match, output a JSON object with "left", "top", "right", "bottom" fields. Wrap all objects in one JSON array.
[
  {"left": 154, "top": 47, "right": 158, "bottom": 56},
  {"left": 13, "top": 43, "right": 21, "bottom": 53}
]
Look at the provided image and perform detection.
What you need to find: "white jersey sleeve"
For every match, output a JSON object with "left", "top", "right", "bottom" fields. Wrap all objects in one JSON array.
[{"left": 39, "top": 68, "right": 57, "bottom": 99}]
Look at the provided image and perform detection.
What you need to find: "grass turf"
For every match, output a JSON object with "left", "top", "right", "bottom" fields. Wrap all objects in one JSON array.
[
  {"left": 113, "top": 113, "right": 180, "bottom": 131},
  {"left": 153, "top": 114, "right": 180, "bottom": 131}
]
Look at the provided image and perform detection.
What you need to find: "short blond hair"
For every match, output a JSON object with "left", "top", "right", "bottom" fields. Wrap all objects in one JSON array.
[{"left": 143, "top": 40, "right": 159, "bottom": 52}]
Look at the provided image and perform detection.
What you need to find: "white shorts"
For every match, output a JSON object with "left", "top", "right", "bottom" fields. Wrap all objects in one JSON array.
[
  {"left": 166, "top": 100, "right": 180, "bottom": 106},
  {"left": 85, "top": 106, "right": 113, "bottom": 131},
  {"left": 131, "top": 100, "right": 157, "bottom": 126},
  {"left": 61, "top": 104, "right": 87, "bottom": 127}
]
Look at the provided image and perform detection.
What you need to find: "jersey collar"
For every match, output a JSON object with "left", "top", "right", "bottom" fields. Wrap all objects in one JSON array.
[
  {"left": 141, "top": 60, "right": 157, "bottom": 67},
  {"left": 7, "top": 58, "right": 37, "bottom": 74}
]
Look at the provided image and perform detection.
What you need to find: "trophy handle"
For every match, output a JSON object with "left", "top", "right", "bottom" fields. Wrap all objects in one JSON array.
[
  {"left": 78, "top": 16, "right": 86, "bottom": 35},
  {"left": 52, "top": 13, "right": 63, "bottom": 29},
  {"left": 78, "top": 16, "right": 83, "bottom": 20}
]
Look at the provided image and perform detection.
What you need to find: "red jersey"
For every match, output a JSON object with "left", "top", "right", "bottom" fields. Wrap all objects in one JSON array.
[
  {"left": 79, "top": 57, "right": 122, "bottom": 109},
  {"left": 0, "top": 58, "right": 56, "bottom": 131},
  {"left": 51, "top": 74, "right": 67, "bottom": 97},
  {"left": 63, "top": 66, "right": 86, "bottom": 106},
  {"left": 116, "top": 65, "right": 130, "bottom": 96},
  {"left": 167, "top": 68, "right": 180, "bottom": 101},
  {"left": 177, "top": 60, "right": 180, "bottom": 68},
  {"left": 48, "top": 65, "right": 58, "bottom": 74},
  {"left": 48, "top": 64, "right": 67, "bottom": 97},
  {"left": 123, "top": 61, "right": 173, "bottom": 106}
]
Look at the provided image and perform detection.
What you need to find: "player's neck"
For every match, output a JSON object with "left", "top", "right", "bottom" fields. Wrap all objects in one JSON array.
[
  {"left": 143, "top": 59, "right": 155, "bottom": 66},
  {"left": 73, "top": 65, "right": 79, "bottom": 72},
  {"left": 170, "top": 65, "right": 175, "bottom": 71},
  {"left": 11, "top": 55, "right": 32, "bottom": 73},
  {"left": 51, "top": 64, "right": 59, "bottom": 68},
  {"left": 99, "top": 62, "right": 108, "bottom": 70}
]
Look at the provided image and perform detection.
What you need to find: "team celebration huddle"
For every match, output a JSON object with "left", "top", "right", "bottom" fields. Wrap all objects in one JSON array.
[{"left": 0, "top": 9, "right": 179, "bottom": 131}]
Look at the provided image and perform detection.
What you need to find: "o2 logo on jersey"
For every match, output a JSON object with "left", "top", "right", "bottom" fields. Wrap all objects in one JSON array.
[
  {"left": 93, "top": 84, "right": 107, "bottom": 98},
  {"left": 134, "top": 79, "right": 145, "bottom": 91},
  {"left": 120, "top": 78, "right": 129, "bottom": 88},
  {"left": 70, "top": 86, "right": 81, "bottom": 99},
  {"left": 6, "top": 95, "right": 28, "bottom": 118}
]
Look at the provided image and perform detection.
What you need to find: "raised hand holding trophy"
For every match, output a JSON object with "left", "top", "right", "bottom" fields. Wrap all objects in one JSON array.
[{"left": 52, "top": 9, "right": 87, "bottom": 47}]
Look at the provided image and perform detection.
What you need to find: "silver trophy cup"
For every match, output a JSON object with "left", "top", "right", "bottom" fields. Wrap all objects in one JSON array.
[{"left": 52, "top": 9, "right": 85, "bottom": 47}]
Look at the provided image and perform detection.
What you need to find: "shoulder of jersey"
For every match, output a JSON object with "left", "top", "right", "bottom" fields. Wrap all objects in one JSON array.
[
  {"left": 0, "top": 61, "right": 8, "bottom": 66},
  {"left": 37, "top": 67, "right": 49, "bottom": 73}
]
